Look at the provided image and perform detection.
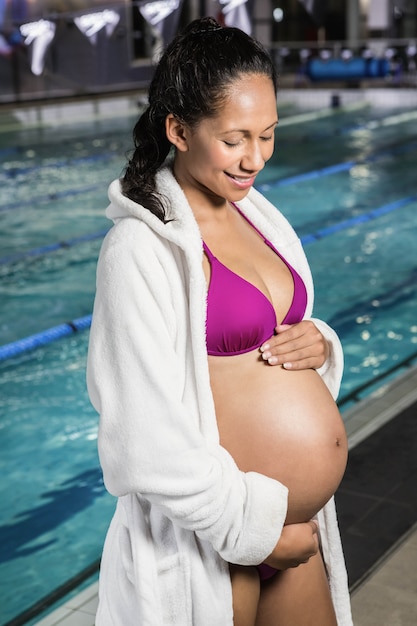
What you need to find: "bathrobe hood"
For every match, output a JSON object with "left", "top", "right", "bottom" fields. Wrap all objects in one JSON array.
[{"left": 87, "top": 165, "right": 352, "bottom": 625}]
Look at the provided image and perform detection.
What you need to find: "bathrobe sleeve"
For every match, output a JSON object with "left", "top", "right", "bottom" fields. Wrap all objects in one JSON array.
[{"left": 87, "top": 218, "right": 289, "bottom": 567}]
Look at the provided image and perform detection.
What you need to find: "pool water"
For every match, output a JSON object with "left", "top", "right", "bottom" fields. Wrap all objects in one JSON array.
[
  {"left": 0, "top": 335, "right": 111, "bottom": 623},
  {"left": 1, "top": 101, "right": 417, "bottom": 624}
]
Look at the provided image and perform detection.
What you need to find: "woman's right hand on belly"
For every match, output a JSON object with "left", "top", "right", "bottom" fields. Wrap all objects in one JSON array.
[{"left": 264, "top": 520, "right": 319, "bottom": 569}]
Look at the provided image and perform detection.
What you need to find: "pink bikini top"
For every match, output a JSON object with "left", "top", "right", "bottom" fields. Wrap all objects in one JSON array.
[{"left": 204, "top": 208, "right": 307, "bottom": 357}]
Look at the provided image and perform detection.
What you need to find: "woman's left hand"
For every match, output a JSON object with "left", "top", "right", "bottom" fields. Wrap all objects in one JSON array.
[{"left": 259, "top": 321, "right": 329, "bottom": 370}]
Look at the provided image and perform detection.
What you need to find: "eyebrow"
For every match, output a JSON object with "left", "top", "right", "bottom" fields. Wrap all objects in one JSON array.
[{"left": 222, "top": 120, "right": 278, "bottom": 134}]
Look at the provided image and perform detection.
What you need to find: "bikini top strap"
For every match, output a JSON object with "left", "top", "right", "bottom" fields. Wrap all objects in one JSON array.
[
  {"left": 232, "top": 202, "right": 266, "bottom": 242},
  {"left": 202, "top": 240, "right": 215, "bottom": 261},
  {"left": 203, "top": 203, "right": 262, "bottom": 261}
]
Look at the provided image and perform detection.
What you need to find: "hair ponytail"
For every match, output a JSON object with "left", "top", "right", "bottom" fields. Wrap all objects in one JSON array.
[{"left": 121, "top": 104, "right": 172, "bottom": 223}]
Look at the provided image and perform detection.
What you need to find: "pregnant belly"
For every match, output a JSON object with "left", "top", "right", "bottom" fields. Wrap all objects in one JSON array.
[{"left": 209, "top": 351, "right": 348, "bottom": 524}]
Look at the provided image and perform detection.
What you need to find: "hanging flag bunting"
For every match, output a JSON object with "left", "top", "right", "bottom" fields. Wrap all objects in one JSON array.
[
  {"left": 139, "top": 0, "right": 182, "bottom": 62},
  {"left": 20, "top": 19, "right": 56, "bottom": 75},
  {"left": 74, "top": 9, "right": 120, "bottom": 44},
  {"left": 218, "top": 0, "right": 251, "bottom": 34},
  {"left": 139, "top": 0, "right": 180, "bottom": 30}
]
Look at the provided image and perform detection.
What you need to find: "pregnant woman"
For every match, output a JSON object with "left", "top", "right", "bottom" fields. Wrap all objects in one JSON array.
[{"left": 87, "top": 17, "right": 352, "bottom": 626}]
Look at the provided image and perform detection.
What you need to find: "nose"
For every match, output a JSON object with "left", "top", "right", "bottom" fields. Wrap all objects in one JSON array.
[{"left": 240, "top": 140, "right": 267, "bottom": 173}]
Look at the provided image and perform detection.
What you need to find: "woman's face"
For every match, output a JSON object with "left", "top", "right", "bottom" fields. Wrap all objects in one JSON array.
[{"left": 172, "top": 73, "right": 278, "bottom": 206}]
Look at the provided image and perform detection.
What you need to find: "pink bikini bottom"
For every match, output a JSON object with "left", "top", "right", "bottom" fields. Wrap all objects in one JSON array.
[{"left": 256, "top": 563, "right": 279, "bottom": 581}]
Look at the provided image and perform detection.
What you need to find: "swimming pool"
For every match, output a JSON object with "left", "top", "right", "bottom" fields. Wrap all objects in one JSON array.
[{"left": 1, "top": 97, "right": 417, "bottom": 624}]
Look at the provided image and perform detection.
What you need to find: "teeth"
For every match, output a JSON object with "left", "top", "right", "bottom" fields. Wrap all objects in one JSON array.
[{"left": 229, "top": 174, "right": 252, "bottom": 182}]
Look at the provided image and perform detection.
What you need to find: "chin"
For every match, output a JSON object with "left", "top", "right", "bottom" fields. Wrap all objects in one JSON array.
[{"left": 227, "top": 188, "right": 252, "bottom": 202}]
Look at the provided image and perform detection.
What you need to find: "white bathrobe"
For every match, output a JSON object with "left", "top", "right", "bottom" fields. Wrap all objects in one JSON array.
[{"left": 87, "top": 166, "right": 353, "bottom": 625}]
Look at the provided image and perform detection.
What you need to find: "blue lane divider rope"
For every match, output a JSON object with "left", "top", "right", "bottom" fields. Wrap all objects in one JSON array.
[
  {"left": 300, "top": 195, "right": 417, "bottom": 245},
  {"left": 2, "top": 137, "right": 416, "bottom": 215},
  {"left": 0, "top": 229, "right": 109, "bottom": 265},
  {"left": 256, "top": 138, "right": 417, "bottom": 193},
  {"left": 0, "top": 183, "right": 104, "bottom": 213},
  {"left": 1, "top": 151, "right": 116, "bottom": 179},
  {"left": 2, "top": 142, "right": 416, "bottom": 265},
  {"left": 0, "top": 315, "right": 92, "bottom": 361},
  {"left": 1, "top": 194, "right": 416, "bottom": 362},
  {"left": 258, "top": 161, "right": 354, "bottom": 190}
]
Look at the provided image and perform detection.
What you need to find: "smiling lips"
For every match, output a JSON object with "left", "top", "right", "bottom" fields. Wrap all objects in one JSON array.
[{"left": 225, "top": 172, "right": 256, "bottom": 189}]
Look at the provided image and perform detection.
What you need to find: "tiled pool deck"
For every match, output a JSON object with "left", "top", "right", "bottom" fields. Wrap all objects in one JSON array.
[{"left": 33, "top": 365, "right": 417, "bottom": 625}]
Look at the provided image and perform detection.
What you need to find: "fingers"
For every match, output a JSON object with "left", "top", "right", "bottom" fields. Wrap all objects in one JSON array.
[
  {"left": 259, "top": 321, "right": 328, "bottom": 369},
  {"left": 266, "top": 521, "right": 320, "bottom": 570},
  {"left": 308, "top": 519, "right": 319, "bottom": 534},
  {"left": 308, "top": 520, "right": 320, "bottom": 551}
]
